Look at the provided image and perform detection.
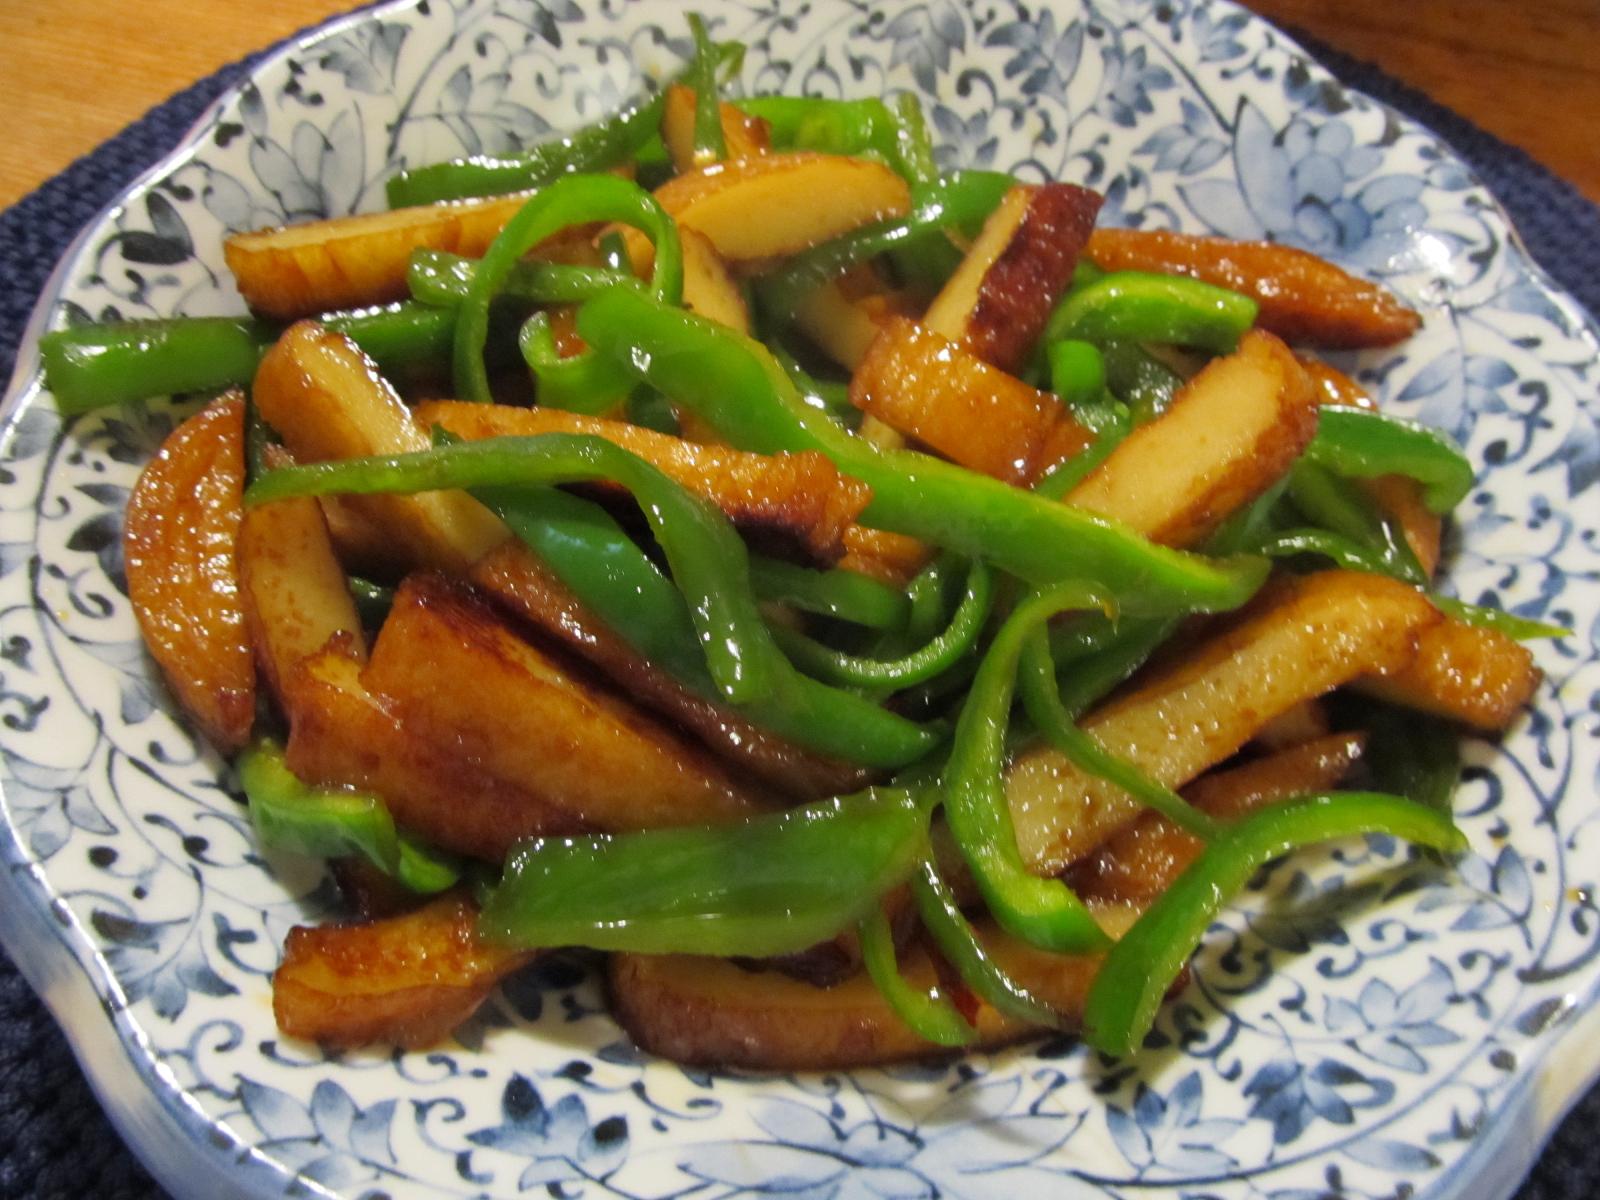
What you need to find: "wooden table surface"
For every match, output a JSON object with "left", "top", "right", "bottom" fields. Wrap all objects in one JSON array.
[{"left": 2, "top": 0, "right": 1597, "bottom": 210}]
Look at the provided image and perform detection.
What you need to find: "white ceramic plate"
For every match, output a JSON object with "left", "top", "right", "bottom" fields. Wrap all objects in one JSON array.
[{"left": 2, "top": 1, "right": 1598, "bottom": 1197}]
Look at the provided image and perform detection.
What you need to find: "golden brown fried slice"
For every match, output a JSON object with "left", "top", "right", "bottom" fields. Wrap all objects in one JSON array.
[
  {"left": 285, "top": 645, "right": 568, "bottom": 862},
  {"left": 416, "top": 400, "right": 870, "bottom": 564},
  {"left": 679, "top": 226, "right": 752, "bottom": 336},
  {"left": 1066, "top": 329, "right": 1319, "bottom": 546},
  {"left": 123, "top": 393, "right": 254, "bottom": 752},
  {"left": 837, "top": 525, "right": 931, "bottom": 586},
  {"left": 1358, "top": 617, "right": 1540, "bottom": 732},
  {"left": 274, "top": 894, "right": 533, "bottom": 1049},
  {"left": 661, "top": 85, "right": 771, "bottom": 170},
  {"left": 1085, "top": 228, "right": 1422, "bottom": 348},
  {"left": 922, "top": 183, "right": 1102, "bottom": 372},
  {"left": 363, "top": 573, "right": 762, "bottom": 844},
  {"left": 609, "top": 906, "right": 1137, "bottom": 1069},
  {"left": 1068, "top": 732, "right": 1367, "bottom": 906},
  {"left": 850, "top": 317, "right": 1093, "bottom": 485},
  {"left": 254, "top": 323, "right": 509, "bottom": 572},
  {"left": 624, "top": 152, "right": 911, "bottom": 270},
  {"left": 225, "top": 192, "right": 536, "bottom": 319},
  {"left": 471, "top": 541, "right": 871, "bottom": 800},
  {"left": 237, "top": 447, "right": 366, "bottom": 709},
  {"left": 1007, "top": 571, "right": 1441, "bottom": 875}
]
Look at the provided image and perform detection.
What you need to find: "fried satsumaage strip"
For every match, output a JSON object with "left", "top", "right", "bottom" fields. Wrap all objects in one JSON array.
[
  {"left": 416, "top": 400, "right": 871, "bottom": 563},
  {"left": 286, "top": 573, "right": 761, "bottom": 862},
  {"left": 274, "top": 894, "right": 533, "bottom": 1049},
  {"left": 849, "top": 317, "right": 1094, "bottom": 485},
  {"left": 1067, "top": 732, "right": 1367, "bottom": 906},
  {"left": 226, "top": 192, "right": 538, "bottom": 320},
  {"left": 624, "top": 151, "right": 912, "bottom": 270},
  {"left": 1006, "top": 571, "right": 1442, "bottom": 875},
  {"left": 123, "top": 392, "right": 255, "bottom": 752},
  {"left": 238, "top": 446, "right": 368, "bottom": 709},
  {"left": 609, "top": 905, "right": 1140, "bottom": 1069},
  {"left": 922, "top": 183, "right": 1103, "bottom": 372},
  {"left": 1358, "top": 618, "right": 1540, "bottom": 732},
  {"left": 1065, "top": 328, "right": 1319, "bottom": 546},
  {"left": 254, "top": 322, "right": 509, "bottom": 573},
  {"left": 472, "top": 541, "right": 873, "bottom": 800},
  {"left": 1084, "top": 227, "right": 1422, "bottom": 348}
]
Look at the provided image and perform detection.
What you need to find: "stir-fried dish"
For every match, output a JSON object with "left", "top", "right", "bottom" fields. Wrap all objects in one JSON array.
[{"left": 37, "top": 17, "right": 1553, "bottom": 1069}]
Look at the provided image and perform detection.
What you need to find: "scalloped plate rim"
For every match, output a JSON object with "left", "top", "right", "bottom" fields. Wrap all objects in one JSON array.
[{"left": 0, "top": 1, "right": 1596, "bottom": 1198}]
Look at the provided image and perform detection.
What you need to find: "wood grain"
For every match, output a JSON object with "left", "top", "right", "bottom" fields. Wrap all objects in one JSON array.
[{"left": 2, "top": 0, "right": 1595, "bottom": 209}]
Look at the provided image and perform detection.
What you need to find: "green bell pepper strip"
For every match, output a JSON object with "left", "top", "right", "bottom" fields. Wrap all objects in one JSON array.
[
  {"left": 748, "top": 556, "right": 910, "bottom": 631},
  {"left": 1099, "top": 338, "right": 1182, "bottom": 423},
  {"left": 39, "top": 303, "right": 459, "bottom": 416},
  {"left": 890, "top": 93, "right": 940, "bottom": 187},
  {"left": 1080, "top": 791, "right": 1467, "bottom": 1056},
  {"left": 910, "top": 857, "right": 1066, "bottom": 1027},
  {"left": 733, "top": 96, "right": 902, "bottom": 167},
  {"left": 517, "top": 312, "right": 636, "bottom": 414},
  {"left": 1286, "top": 459, "right": 1426, "bottom": 585},
  {"left": 406, "top": 249, "right": 637, "bottom": 309},
  {"left": 1304, "top": 406, "right": 1475, "bottom": 514},
  {"left": 686, "top": 13, "right": 727, "bottom": 164},
  {"left": 757, "top": 171, "right": 1013, "bottom": 321},
  {"left": 770, "top": 343, "right": 858, "bottom": 427},
  {"left": 1043, "top": 271, "right": 1259, "bottom": 355},
  {"left": 347, "top": 576, "right": 396, "bottom": 626},
  {"left": 772, "top": 558, "right": 991, "bottom": 688},
  {"left": 859, "top": 903, "right": 975, "bottom": 1046},
  {"left": 1032, "top": 402, "right": 1132, "bottom": 501},
  {"left": 944, "top": 583, "right": 1117, "bottom": 954},
  {"left": 455, "top": 173, "right": 683, "bottom": 404},
  {"left": 385, "top": 92, "right": 670, "bottom": 207},
  {"left": 1052, "top": 615, "right": 1179, "bottom": 720},
  {"left": 478, "top": 788, "right": 929, "bottom": 956},
  {"left": 576, "top": 290, "right": 1270, "bottom": 613},
  {"left": 1432, "top": 596, "right": 1570, "bottom": 640},
  {"left": 1335, "top": 699, "right": 1462, "bottom": 813},
  {"left": 1048, "top": 339, "right": 1107, "bottom": 415},
  {"left": 1017, "top": 626, "right": 1220, "bottom": 839},
  {"left": 239, "top": 739, "right": 461, "bottom": 894},
  {"left": 1254, "top": 527, "right": 1395, "bottom": 576},
  {"left": 598, "top": 230, "right": 631, "bottom": 274},
  {"left": 248, "top": 435, "right": 940, "bottom": 767}
]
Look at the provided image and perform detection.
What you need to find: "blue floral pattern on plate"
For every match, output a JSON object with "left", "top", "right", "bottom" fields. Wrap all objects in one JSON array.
[{"left": 1, "top": 1, "right": 1597, "bottom": 1197}]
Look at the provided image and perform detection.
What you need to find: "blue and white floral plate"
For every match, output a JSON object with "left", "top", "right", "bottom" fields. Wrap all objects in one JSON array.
[{"left": 2, "top": 1, "right": 1598, "bottom": 1197}]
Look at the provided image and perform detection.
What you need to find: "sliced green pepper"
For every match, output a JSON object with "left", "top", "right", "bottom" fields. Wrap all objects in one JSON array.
[
  {"left": 1017, "top": 626, "right": 1219, "bottom": 839},
  {"left": 1431, "top": 596, "right": 1569, "bottom": 640},
  {"left": 859, "top": 903, "right": 975, "bottom": 1046},
  {"left": 39, "top": 303, "right": 460, "bottom": 416},
  {"left": 455, "top": 173, "right": 682, "bottom": 404},
  {"left": 1098, "top": 338, "right": 1183, "bottom": 423},
  {"left": 239, "top": 739, "right": 460, "bottom": 894},
  {"left": 910, "top": 858, "right": 1065, "bottom": 1027},
  {"left": 247, "top": 434, "right": 940, "bottom": 768},
  {"left": 478, "top": 788, "right": 928, "bottom": 956},
  {"left": 407, "top": 249, "right": 636, "bottom": 309},
  {"left": 686, "top": 13, "right": 726, "bottom": 164},
  {"left": 517, "top": 312, "right": 634, "bottom": 415},
  {"left": 1081, "top": 791, "right": 1466, "bottom": 1056},
  {"left": 1285, "top": 459, "right": 1426, "bottom": 585},
  {"left": 576, "top": 290, "right": 1269, "bottom": 614},
  {"left": 772, "top": 558, "right": 991, "bottom": 688},
  {"left": 943, "top": 584, "right": 1115, "bottom": 954},
  {"left": 386, "top": 92, "right": 670, "bottom": 207},
  {"left": 1305, "top": 406, "right": 1475, "bottom": 514},
  {"left": 749, "top": 556, "right": 910, "bottom": 631},
  {"left": 1043, "top": 271, "right": 1258, "bottom": 355}
]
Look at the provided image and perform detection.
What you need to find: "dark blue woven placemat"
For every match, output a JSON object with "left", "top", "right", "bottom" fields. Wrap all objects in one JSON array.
[{"left": 1, "top": 17, "right": 1597, "bottom": 1200}]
